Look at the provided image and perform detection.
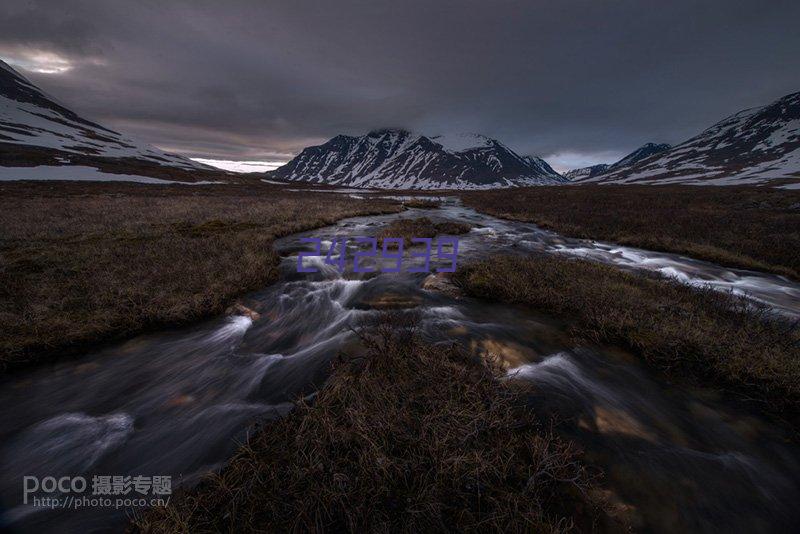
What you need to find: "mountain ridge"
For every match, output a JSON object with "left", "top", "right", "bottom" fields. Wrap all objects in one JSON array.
[
  {"left": 0, "top": 59, "right": 218, "bottom": 180},
  {"left": 569, "top": 91, "right": 800, "bottom": 187},
  {"left": 565, "top": 142, "right": 671, "bottom": 181},
  {"left": 266, "top": 128, "right": 566, "bottom": 190}
]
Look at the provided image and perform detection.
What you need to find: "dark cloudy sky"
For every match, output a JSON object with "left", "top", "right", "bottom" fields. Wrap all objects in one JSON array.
[{"left": 2, "top": 0, "right": 799, "bottom": 171}]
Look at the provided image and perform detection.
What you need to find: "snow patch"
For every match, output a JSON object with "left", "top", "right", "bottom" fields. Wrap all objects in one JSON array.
[
  {"left": 430, "top": 133, "right": 495, "bottom": 152},
  {"left": 0, "top": 165, "right": 224, "bottom": 184}
]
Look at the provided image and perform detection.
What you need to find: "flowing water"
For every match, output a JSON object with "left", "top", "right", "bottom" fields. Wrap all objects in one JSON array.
[{"left": 1, "top": 199, "right": 799, "bottom": 532}]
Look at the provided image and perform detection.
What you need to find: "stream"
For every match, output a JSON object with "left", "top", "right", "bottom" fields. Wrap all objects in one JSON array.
[{"left": 1, "top": 199, "right": 799, "bottom": 532}]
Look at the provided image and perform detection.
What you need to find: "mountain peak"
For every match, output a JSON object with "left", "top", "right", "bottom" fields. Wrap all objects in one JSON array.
[
  {"left": 0, "top": 59, "right": 17, "bottom": 75},
  {"left": 610, "top": 142, "right": 671, "bottom": 169},
  {"left": 429, "top": 133, "right": 495, "bottom": 153},
  {"left": 639, "top": 142, "right": 671, "bottom": 150},
  {"left": 564, "top": 164, "right": 610, "bottom": 181},
  {"left": 566, "top": 142, "right": 671, "bottom": 182},
  {"left": 366, "top": 128, "right": 412, "bottom": 137}
]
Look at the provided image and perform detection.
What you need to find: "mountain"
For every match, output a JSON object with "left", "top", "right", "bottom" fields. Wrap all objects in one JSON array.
[
  {"left": 565, "top": 143, "right": 671, "bottom": 182},
  {"left": 571, "top": 92, "right": 800, "bottom": 187},
  {"left": 521, "top": 154, "right": 562, "bottom": 178},
  {"left": 0, "top": 59, "right": 219, "bottom": 181},
  {"left": 608, "top": 142, "right": 671, "bottom": 170},
  {"left": 266, "top": 129, "right": 566, "bottom": 189},
  {"left": 563, "top": 164, "right": 609, "bottom": 181}
]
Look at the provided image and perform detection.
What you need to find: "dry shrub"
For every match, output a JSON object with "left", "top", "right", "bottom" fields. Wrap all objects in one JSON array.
[
  {"left": 378, "top": 217, "right": 471, "bottom": 247},
  {"left": 454, "top": 255, "right": 800, "bottom": 427},
  {"left": 135, "top": 315, "right": 604, "bottom": 533},
  {"left": 403, "top": 198, "right": 441, "bottom": 209}
]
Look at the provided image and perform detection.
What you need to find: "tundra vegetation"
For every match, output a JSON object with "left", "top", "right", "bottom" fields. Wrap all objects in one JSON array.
[
  {"left": 0, "top": 181, "right": 400, "bottom": 371},
  {"left": 136, "top": 315, "right": 612, "bottom": 533},
  {"left": 462, "top": 185, "right": 800, "bottom": 280},
  {"left": 454, "top": 254, "right": 800, "bottom": 430},
  {"left": 377, "top": 217, "right": 471, "bottom": 248}
]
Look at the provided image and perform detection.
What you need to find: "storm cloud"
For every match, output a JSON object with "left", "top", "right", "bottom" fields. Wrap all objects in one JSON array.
[{"left": 2, "top": 0, "right": 799, "bottom": 170}]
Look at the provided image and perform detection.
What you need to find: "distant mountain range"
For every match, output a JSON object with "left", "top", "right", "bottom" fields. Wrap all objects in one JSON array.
[
  {"left": 271, "top": 90, "right": 800, "bottom": 190},
  {"left": 266, "top": 129, "right": 567, "bottom": 189},
  {"left": 567, "top": 92, "right": 800, "bottom": 187},
  {"left": 563, "top": 143, "right": 671, "bottom": 181},
  {"left": 2, "top": 56, "right": 798, "bottom": 189},
  {"left": 0, "top": 60, "right": 221, "bottom": 182},
  {"left": 562, "top": 164, "right": 608, "bottom": 182}
]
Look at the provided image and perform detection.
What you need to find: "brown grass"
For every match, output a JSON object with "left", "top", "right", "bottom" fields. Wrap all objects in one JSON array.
[
  {"left": 454, "top": 255, "right": 800, "bottom": 427},
  {"left": 461, "top": 185, "right": 800, "bottom": 280},
  {"left": 0, "top": 181, "right": 401, "bottom": 371},
  {"left": 135, "top": 314, "right": 608, "bottom": 533},
  {"left": 402, "top": 198, "right": 441, "bottom": 209},
  {"left": 378, "top": 217, "right": 471, "bottom": 247}
]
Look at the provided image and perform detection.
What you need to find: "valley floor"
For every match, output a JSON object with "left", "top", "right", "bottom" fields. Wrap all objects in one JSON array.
[
  {"left": 0, "top": 181, "right": 401, "bottom": 371},
  {"left": 136, "top": 317, "right": 615, "bottom": 532},
  {"left": 2, "top": 181, "right": 799, "bottom": 532},
  {"left": 455, "top": 255, "right": 800, "bottom": 431},
  {"left": 139, "top": 253, "right": 800, "bottom": 532},
  {"left": 461, "top": 185, "right": 800, "bottom": 281}
]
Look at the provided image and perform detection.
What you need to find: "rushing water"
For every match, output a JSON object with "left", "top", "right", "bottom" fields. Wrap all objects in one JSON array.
[{"left": 1, "top": 199, "right": 799, "bottom": 532}]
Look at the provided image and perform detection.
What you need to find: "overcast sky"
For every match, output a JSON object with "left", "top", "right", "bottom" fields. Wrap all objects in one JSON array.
[{"left": 1, "top": 0, "right": 799, "bottom": 171}]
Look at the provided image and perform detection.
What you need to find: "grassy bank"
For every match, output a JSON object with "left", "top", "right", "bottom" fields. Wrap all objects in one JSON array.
[
  {"left": 402, "top": 198, "right": 441, "bottom": 209},
  {"left": 136, "top": 316, "right": 609, "bottom": 533},
  {"left": 461, "top": 185, "right": 800, "bottom": 280},
  {"left": 378, "top": 217, "right": 471, "bottom": 246},
  {"left": 454, "top": 255, "right": 800, "bottom": 427},
  {"left": 0, "top": 181, "right": 400, "bottom": 371}
]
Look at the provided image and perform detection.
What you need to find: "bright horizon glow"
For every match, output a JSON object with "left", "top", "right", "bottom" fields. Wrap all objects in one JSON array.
[
  {"left": 192, "top": 158, "right": 288, "bottom": 173},
  {"left": 546, "top": 150, "right": 625, "bottom": 173},
  {"left": 2, "top": 50, "right": 74, "bottom": 74}
]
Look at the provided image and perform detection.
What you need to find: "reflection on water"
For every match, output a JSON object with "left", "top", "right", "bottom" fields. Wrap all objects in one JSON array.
[{"left": 0, "top": 198, "right": 798, "bottom": 532}]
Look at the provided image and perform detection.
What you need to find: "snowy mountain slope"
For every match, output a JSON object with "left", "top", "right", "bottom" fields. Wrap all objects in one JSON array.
[
  {"left": 608, "top": 142, "right": 671, "bottom": 170},
  {"left": 521, "top": 154, "right": 562, "bottom": 178},
  {"left": 0, "top": 164, "right": 223, "bottom": 184},
  {"left": 266, "top": 129, "right": 566, "bottom": 189},
  {"left": 573, "top": 92, "right": 800, "bottom": 186},
  {"left": 0, "top": 59, "right": 213, "bottom": 176},
  {"left": 565, "top": 143, "right": 671, "bottom": 182},
  {"left": 563, "top": 164, "right": 610, "bottom": 181},
  {"left": 429, "top": 132, "right": 495, "bottom": 152}
]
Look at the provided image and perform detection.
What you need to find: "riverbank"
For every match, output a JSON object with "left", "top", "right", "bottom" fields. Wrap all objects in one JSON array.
[
  {"left": 461, "top": 185, "right": 800, "bottom": 281},
  {"left": 135, "top": 315, "right": 615, "bottom": 532},
  {"left": 0, "top": 181, "right": 401, "bottom": 372},
  {"left": 454, "top": 255, "right": 800, "bottom": 430},
  {"left": 4, "top": 194, "right": 799, "bottom": 531}
]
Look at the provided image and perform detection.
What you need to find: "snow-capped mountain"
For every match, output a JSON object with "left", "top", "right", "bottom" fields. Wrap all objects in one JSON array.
[
  {"left": 572, "top": 92, "right": 800, "bottom": 187},
  {"left": 267, "top": 129, "right": 566, "bottom": 189},
  {"left": 565, "top": 143, "right": 670, "bottom": 182},
  {"left": 521, "top": 154, "right": 562, "bottom": 178},
  {"left": 608, "top": 142, "right": 671, "bottom": 170},
  {"left": 563, "top": 164, "right": 609, "bottom": 181},
  {"left": 0, "top": 59, "right": 214, "bottom": 177}
]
